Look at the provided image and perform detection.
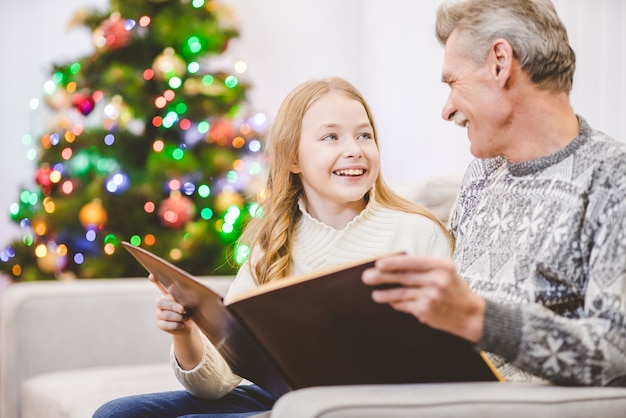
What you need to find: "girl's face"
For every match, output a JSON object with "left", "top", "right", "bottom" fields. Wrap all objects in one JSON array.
[{"left": 291, "top": 91, "right": 379, "bottom": 216}]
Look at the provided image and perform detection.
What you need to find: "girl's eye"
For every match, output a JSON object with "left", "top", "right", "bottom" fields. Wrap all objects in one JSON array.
[
  {"left": 322, "top": 134, "right": 338, "bottom": 141},
  {"left": 357, "top": 132, "right": 373, "bottom": 140}
]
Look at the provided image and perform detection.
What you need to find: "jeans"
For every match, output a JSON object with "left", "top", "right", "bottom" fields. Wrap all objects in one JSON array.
[{"left": 92, "top": 384, "right": 277, "bottom": 418}]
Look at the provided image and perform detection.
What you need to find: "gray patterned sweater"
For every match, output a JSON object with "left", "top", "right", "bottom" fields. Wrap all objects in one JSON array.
[{"left": 450, "top": 117, "right": 626, "bottom": 386}]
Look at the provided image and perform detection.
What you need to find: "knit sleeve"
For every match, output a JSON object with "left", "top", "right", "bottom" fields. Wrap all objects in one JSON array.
[
  {"left": 169, "top": 258, "right": 258, "bottom": 398},
  {"left": 477, "top": 181, "right": 626, "bottom": 386},
  {"left": 170, "top": 333, "right": 243, "bottom": 399}
]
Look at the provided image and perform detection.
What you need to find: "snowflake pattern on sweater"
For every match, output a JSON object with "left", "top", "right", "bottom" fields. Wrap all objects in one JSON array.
[{"left": 451, "top": 117, "right": 626, "bottom": 386}]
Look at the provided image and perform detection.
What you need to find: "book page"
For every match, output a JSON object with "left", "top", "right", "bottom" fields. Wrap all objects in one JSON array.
[{"left": 225, "top": 250, "right": 404, "bottom": 305}]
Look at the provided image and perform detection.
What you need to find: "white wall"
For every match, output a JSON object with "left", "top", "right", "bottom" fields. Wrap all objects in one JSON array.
[
  {"left": 1, "top": 0, "right": 624, "bottom": 248},
  {"left": 0, "top": 0, "right": 108, "bottom": 245}
]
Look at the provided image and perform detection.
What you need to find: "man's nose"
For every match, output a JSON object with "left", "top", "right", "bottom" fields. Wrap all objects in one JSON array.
[{"left": 441, "top": 96, "right": 456, "bottom": 121}]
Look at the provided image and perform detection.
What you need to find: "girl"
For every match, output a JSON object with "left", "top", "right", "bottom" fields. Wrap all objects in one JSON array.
[{"left": 93, "top": 77, "right": 453, "bottom": 418}]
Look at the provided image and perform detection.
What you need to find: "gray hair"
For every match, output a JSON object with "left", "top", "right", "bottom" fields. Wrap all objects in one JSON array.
[{"left": 435, "top": 0, "right": 576, "bottom": 94}]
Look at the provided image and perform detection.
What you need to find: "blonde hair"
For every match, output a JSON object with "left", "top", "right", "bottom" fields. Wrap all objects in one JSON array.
[
  {"left": 436, "top": 0, "right": 575, "bottom": 94},
  {"left": 239, "top": 77, "right": 453, "bottom": 285}
]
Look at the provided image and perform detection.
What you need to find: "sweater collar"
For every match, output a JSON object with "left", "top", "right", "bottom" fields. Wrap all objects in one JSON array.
[
  {"left": 507, "top": 115, "right": 590, "bottom": 177},
  {"left": 297, "top": 189, "right": 377, "bottom": 232}
]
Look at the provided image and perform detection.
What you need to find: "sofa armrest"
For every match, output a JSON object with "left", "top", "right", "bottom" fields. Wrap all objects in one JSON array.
[
  {"left": 270, "top": 382, "right": 626, "bottom": 417},
  {"left": 0, "top": 276, "right": 232, "bottom": 418}
]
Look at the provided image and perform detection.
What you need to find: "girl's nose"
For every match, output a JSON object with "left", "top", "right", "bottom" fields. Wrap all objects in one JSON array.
[{"left": 342, "top": 138, "right": 363, "bottom": 158}]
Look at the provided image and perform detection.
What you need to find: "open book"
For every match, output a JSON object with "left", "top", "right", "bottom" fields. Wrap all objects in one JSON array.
[{"left": 122, "top": 242, "right": 502, "bottom": 398}]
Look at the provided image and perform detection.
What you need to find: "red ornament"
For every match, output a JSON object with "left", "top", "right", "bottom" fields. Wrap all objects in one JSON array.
[
  {"left": 94, "top": 14, "right": 131, "bottom": 50},
  {"left": 158, "top": 194, "right": 196, "bottom": 229},
  {"left": 35, "top": 166, "right": 54, "bottom": 195},
  {"left": 35, "top": 166, "right": 53, "bottom": 187},
  {"left": 208, "top": 118, "right": 235, "bottom": 146},
  {"left": 72, "top": 93, "right": 95, "bottom": 116}
]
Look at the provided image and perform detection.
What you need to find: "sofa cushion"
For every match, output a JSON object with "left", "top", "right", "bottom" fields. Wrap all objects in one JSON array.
[
  {"left": 270, "top": 382, "right": 626, "bottom": 417},
  {"left": 390, "top": 174, "right": 463, "bottom": 225},
  {"left": 21, "top": 363, "right": 184, "bottom": 418},
  {"left": 0, "top": 277, "right": 234, "bottom": 418}
]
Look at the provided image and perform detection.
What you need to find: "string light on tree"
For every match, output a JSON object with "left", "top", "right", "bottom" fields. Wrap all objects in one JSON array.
[{"left": 0, "top": 0, "right": 268, "bottom": 281}]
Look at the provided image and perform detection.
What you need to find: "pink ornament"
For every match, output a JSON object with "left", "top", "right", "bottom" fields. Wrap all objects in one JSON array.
[
  {"left": 158, "top": 194, "right": 196, "bottom": 229},
  {"left": 72, "top": 93, "right": 95, "bottom": 116}
]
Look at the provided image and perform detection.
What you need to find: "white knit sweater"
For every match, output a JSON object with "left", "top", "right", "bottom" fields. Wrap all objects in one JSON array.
[{"left": 172, "top": 195, "right": 451, "bottom": 399}]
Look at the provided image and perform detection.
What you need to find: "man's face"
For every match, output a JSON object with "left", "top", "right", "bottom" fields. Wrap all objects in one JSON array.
[{"left": 440, "top": 30, "right": 508, "bottom": 159}]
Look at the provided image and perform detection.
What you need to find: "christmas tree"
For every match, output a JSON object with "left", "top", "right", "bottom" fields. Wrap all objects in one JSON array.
[{"left": 0, "top": 0, "right": 268, "bottom": 281}]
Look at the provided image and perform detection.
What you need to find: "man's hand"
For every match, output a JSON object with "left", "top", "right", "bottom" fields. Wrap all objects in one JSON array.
[{"left": 362, "top": 254, "right": 485, "bottom": 343}]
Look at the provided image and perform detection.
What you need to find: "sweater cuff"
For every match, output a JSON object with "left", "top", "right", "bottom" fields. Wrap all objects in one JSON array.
[{"left": 477, "top": 298, "right": 523, "bottom": 361}]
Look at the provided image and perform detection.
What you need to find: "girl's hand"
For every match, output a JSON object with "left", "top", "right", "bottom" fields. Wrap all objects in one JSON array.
[{"left": 149, "top": 274, "right": 196, "bottom": 336}]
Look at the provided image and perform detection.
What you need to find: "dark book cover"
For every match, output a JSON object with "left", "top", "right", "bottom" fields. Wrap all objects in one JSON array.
[{"left": 123, "top": 242, "right": 501, "bottom": 398}]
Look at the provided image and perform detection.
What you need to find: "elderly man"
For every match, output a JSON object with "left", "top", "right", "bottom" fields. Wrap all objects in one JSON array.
[{"left": 364, "top": 0, "right": 626, "bottom": 386}]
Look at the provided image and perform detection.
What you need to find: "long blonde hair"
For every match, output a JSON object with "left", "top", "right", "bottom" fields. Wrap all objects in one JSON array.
[{"left": 239, "top": 77, "right": 453, "bottom": 285}]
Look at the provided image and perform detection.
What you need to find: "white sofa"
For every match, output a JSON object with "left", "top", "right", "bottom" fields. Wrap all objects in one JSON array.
[
  {"left": 3, "top": 275, "right": 626, "bottom": 418},
  {"left": 3, "top": 175, "right": 626, "bottom": 417},
  {"left": 0, "top": 277, "right": 233, "bottom": 418}
]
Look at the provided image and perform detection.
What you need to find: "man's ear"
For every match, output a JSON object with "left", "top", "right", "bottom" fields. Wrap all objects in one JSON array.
[{"left": 491, "top": 38, "right": 513, "bottom": 88}]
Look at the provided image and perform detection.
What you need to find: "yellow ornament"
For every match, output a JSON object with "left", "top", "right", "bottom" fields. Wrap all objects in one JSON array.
[
  {"left": 152, "top": 47, "right": 186, "bottom": 80},
  {"left": 215, "top": 190, "right": 244, "bottom": 213},
  {"left": 36, "top": 250, "right": 59, "bottom": 274},
  {"left": 79, "top": 199, "right": 108, "bottom": 228}
]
